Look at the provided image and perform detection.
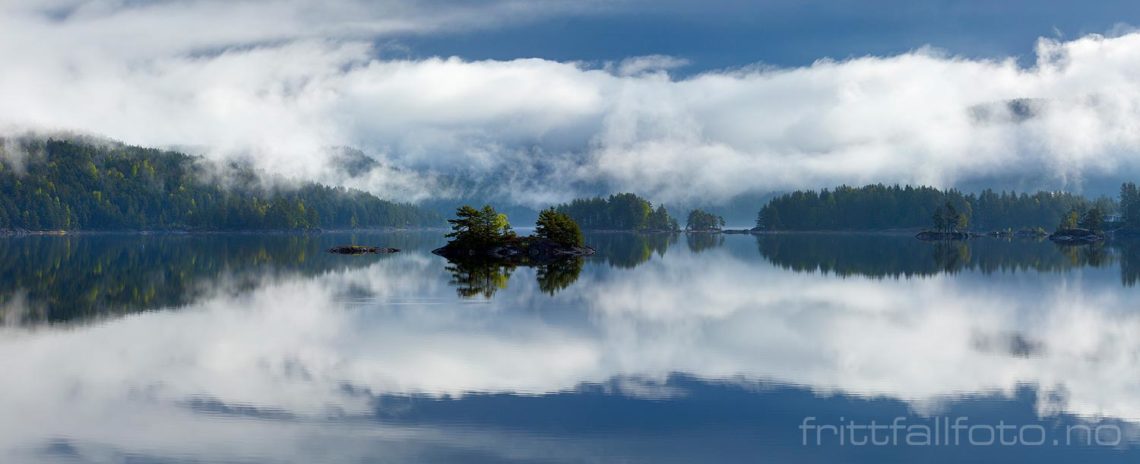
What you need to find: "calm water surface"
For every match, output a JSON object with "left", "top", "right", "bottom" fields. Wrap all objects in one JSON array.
[{"left": 2, "top": 231, "right": 1140, "bottom": 463}]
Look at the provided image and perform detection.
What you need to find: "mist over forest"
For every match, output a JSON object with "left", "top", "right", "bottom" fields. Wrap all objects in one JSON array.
[{"left": 7, "top": 0, "right": 1140, "bottom": 215}]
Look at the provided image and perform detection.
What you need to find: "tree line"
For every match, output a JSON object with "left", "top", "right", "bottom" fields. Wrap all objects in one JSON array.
[
  {"left": 756, "top": 184, "right": 1113, "bottom": 232},
  {"left": 554, "top": 193, "right": 679, "bottom": 231},
  {"left": 0, "top": 139, "right": 440, "bottom": 231}
]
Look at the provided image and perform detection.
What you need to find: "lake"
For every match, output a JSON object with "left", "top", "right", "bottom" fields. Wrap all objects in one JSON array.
[{"left": 2, "top": 231, "right": 1140, "bottom": 463}]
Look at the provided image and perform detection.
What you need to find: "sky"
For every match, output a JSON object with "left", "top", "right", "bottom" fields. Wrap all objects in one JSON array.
[{"left": 3, "top": 0, "right": 1140, "bottom": 206}]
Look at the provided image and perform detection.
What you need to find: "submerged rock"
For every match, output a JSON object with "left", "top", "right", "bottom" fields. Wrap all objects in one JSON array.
[
  {"left": 327, "top": 245, "right": 400, "bottom": 255},
  {"left": 1048, "top": 229, "right": 1105, "bottom": 245}
]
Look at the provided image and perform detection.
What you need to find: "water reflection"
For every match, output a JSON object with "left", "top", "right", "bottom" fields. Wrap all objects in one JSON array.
[
  {"left": 0, "top": 233, "right": 433, "bottom": 325},
  {"left": 4, "top": 232, "right": 1140, "bottom": 462},
  {"left": 588, "top": 232, "right": 677, "bottom": 268},
  {"left": 536, "top": 258, "right": 585, "bottom": 295},
  {"left": 443, "top": 257, "right": 584, "bottom": 298},
  {"left": 1122, "top": 241, "right": 1140, "bottom": 286},
  {"left": 445, "top": 260, "right": 516, "bottom": 298},
  {"left": 685, "top": 232, "right": 724, "bottom": 253},
  {"left": 755, "top": 233, "right": 1126, "bottom": 279}
]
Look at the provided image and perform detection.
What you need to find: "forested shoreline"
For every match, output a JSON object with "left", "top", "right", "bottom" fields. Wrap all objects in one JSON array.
[
  {"left": 8, "top": 138, "right": 1140, "bottom": 237},
  {"left": 0, "top": 138, "right": 441, "bottom": 232},
  {"left": 755, "top": 184, "right": 1132, "bottom": 233}
]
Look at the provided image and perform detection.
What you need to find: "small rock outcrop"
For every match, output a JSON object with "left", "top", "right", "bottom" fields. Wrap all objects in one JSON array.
[
  {"left": 327, "top": 245, "right": 400, "bottom": 255},
  {"left": 1048, "top": 229, "right": 1105, "bottom": 244},
  {"left": 915, "top": 231, "right": 971, "bottom": 241}
]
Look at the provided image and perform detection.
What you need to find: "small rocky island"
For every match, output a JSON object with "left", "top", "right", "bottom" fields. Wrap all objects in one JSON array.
[
  {"left": 1049, "top": 208, "right": 1108, "bottom": 244},
  {"left": 916, "top": 202, "right": 971, "bottom": 241},
  {"left": 432, "top": 205, "right": 594, "bottom": 264}
]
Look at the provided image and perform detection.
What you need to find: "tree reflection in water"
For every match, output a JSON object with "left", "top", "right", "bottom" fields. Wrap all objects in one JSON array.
[
  {"left": 685, "top": 233, "right": 724, "bottom": 254},
  {"left": 1056, "top": 242, "right": 1111, "bottom": 268},
  {"left": 0, "top": 233, "right": 423, "bottom": 324},
  {"left": 587, "top": 232, "right": 677, "bottom": 268},
  {"left": 753, "top": 233, "right": 1138, "bottom": 280},
  {"left": 536, "top": 258, "right": 584, "bottom": 295},
  {"left": 931, "top": 241, "right": 971, "bottom": 273},
  {"left": 444, "top": 258, "right": 585, "bottom": 298}
]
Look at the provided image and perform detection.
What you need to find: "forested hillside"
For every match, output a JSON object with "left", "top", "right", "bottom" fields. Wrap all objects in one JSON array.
[
  {"left": 756, "top": 184, "right": 1105, "bottom": 231},
  {"left": 554, "top": 193, "right": 679, "bottom": 231},
  {"left": 0, "top": 138, "right": 440, "bottom": 231}
]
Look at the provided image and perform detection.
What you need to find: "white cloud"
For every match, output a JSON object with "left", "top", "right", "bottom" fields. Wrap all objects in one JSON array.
[{"left": 3, "top": 2, "right": 1140, "bottom": 205}]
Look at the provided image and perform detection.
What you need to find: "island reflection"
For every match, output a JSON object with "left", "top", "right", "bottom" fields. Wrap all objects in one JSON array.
[
  {"left": 5, "top": 231, "right": 1139, "bottom": 327},
  {"left": 446, "top": 257, "right": 584, "bottom": 298},
  {"left": 3, "top": 232, "right": 1140, "bottom": 462}
]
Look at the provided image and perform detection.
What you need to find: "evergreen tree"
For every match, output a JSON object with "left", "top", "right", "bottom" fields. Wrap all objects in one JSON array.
[
  {"left": 686, "top": 209, "right": 725, "bottom": 231},
  {"left": 535, "top": 208, "right": 583, "bottom": 247},
  {"left": 757, "top": 183, "right": 1088, "bottom": 232},
  {"left": 445, "top": 205, "right": 513, "bottom": 246},
  {"left": 0, "top": 138, "right": 441, "bottom": 231},
  {"left": 1059, "top": 208, "right": 1080, "bottom": 231},
  {"left": 554, "top": 193, "right": 677, "bottom": 231},
  {"left": 1079, "top": 208, "right": 1105, "bottom": 232}
]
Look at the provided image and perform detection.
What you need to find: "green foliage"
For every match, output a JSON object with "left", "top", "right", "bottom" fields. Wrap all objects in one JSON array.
[
  {"left": 1122, "top": 182, "right": 1140, "bottom": 231},
  {"left": 535, "top": 208, "right": 583, "bottom": 247},
  {"left": 931, "top": 201, "right": 968, "bottom": 232},
  {"left": 757, "top": 184, "right": 1092, "bottom": 232},
  {"left": 445, "top": 205, "right": 514, "bottom": 246},
  {"left": 686, "top": 209, "right": 725, "bottom": 231},
  {"left": 554, "top": 193, "right": 678, "bottom": 231},
  {"left": 1058, "top": 209, "right": 1080, "bottom": 231},
  {"left": 647, "top": 205, "right": 678, "bottom": 231},
  {"left": 0, "top": 138, "right": 440, "bottom": 231},
  {"left": 1079, "top": 207, "right": 1105, "bottom": 232},
  {"left": 442, "top": 206, "right": 584, "bottom": 297}
]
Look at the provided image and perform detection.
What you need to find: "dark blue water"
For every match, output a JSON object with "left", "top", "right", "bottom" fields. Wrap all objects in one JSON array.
[{"left": 2, "top": 232, "right": 1139, "bottom": 463}]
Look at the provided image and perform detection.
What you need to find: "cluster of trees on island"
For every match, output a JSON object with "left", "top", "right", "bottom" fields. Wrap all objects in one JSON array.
[
  {"left": 686, "top": 209, "right": 726, "bottom": 231},
  {"left": 438, "top": 204, "right": 587, "bottom": 298},
  {"left": 444, "top": 205, "right": 584, "bottom": 249},
  {"left": 755, "top": 183, "right": 1134, "bottom": 233},
  {"left": 552, "top": 193, "right": 728, "bottom": 232},
  {"left": 554, "top": 193, "right": 679, "bottom": 231},
  {"left": 0, "top": 139, "right": 440, "bottom": 231}
]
